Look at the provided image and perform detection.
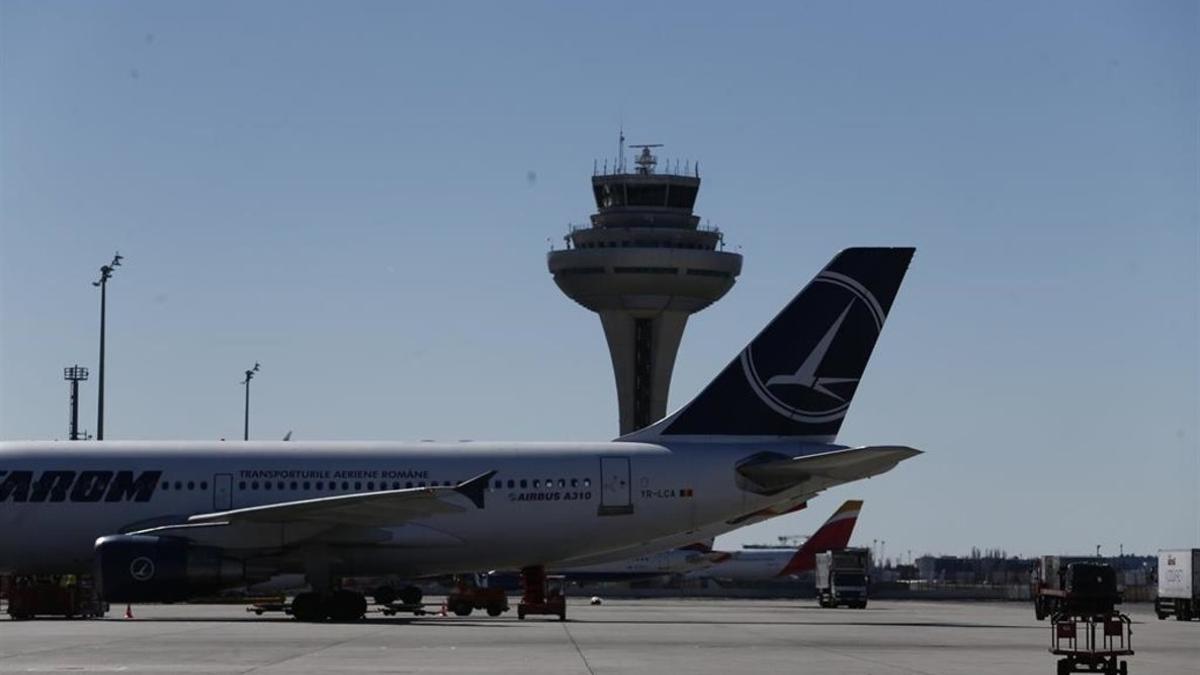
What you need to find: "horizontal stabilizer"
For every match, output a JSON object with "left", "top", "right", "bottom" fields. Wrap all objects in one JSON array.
[{"left": 737, "top": 446, "right": 920, "bottom": 494}]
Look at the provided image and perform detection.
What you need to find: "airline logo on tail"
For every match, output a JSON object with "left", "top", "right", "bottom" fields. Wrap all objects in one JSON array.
[
  {"left": 742, "top": 271, "right": 884, "bottom": 424},
  {"left": 777, "top": 499, "right": 863, "bottom": 577},
  {"left": 646, "top": 248, "right": 914, "bottom": 440}
]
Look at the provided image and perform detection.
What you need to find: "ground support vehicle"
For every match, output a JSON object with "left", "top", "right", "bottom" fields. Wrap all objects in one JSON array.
[
  {"left": 1034, "top": 558, "right": 1121, "bottom": 621},
  {"left": 445, "top": 578, "right": 509, "bottom": 617},
  {"left": 246, "top": 597, "right": 290, "bottom": 616},
  {"left": 6, "top": 576, "right": 107, "bottom": 620},
  {"left": 1049, "top": 613, "right": 1132, "bottom": 675},
  {"left": 380, "top": 602, "right": 431, "bottom": 617},
  {"left": 1154, "top": 549, "right": 1199, "bottom": 621},
  {"left": 516, "top": 567, "right": 566, "bottom": 620},
  {"left": 815, "top": 548, "right": 870, "bottom": 608}
]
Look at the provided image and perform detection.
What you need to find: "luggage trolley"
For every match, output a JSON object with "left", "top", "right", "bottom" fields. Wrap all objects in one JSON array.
[{"left": 1050, "top": 613, "right": 1133, "bottom": 675}]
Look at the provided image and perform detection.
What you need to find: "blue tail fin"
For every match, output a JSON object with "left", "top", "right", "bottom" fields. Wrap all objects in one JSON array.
[{"left": 624, "top": 247, "right": 914, "bottom": 442}]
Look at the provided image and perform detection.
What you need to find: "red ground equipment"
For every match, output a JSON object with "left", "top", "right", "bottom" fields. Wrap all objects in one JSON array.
[
  {"left": 6, "top": 576, "right": 108, "bottom": 620},
  {"left": 516, "top": 566, "right": 566, "bottom": 621},
  {"left": 446, "top": 577, "right": 509, "bottom": 617}
]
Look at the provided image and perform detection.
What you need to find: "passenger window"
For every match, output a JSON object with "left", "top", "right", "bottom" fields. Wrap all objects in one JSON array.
[
  {"left": 354, "top": 482, "right": 362, "bottom": 490},
  {"left": 264, "top": 482, "right": 271, "bottom": 490},
  {"left": 290, "top": 482, "right": 298, "bottom": 491},
  {"left": 303, "top": 482, "right": 311, "bottom": 490},
  {"left": 341, "top": 482, "right": 350, "bottom": 490},
  {"left": 571, "top": 478, "right": 578, "bottom": 488},
  {"left": 251, "top": 481, "right": 259, "bottom": 490},
  {"left": 583, "top": 478, "right": 591, "bottom": 487},
  {"left": 162, "top": 482, "right": 170, "bottom": 491},
  {"left": 533, "top": 480, "right": 540, "bottom": 488},
  {"left": 520, "top": 479, "right": 528, "bottom": 488},
  {"left": 316, "top": 481, "right": 323, "bottom": 490},
  {"left": 406, "top": 482, "right": 413, "bottom": 489},
  {"left": 507, "top": 479, "right": 515, "bottom": 489},
  {"left": 392, "top": 482, "right": 400, "bottom": 490},
  {"left": 367, "top": 482, "right": 374, "bottom": 490},
  {"left": 187, "top": 481, "right": 195, "bottom": 490},
  {"left": 238, "top": 481, "right": 246, "bottom": 490},
  {"left": 200, "top": 482, "right": 208, "bottom": 490},
  {"left": 493, "top": 480, "right": 502, "bottom": 490},
  {"left": 174, "top": 482, "right": 182, "bottom": 490},
  {"left": 276, "top": 481, "right": 284, "bottom": 490},
  {"left": 558, "top": 479, "right": 565, "bottom": 488}
]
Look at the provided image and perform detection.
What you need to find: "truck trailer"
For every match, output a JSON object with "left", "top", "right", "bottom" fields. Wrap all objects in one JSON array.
[
  {"left": 815, "top": 548, "right": 870, "bottom": 609},
  {"left": 1155, "top": 549, "right": 1200, "bottom": 621}
]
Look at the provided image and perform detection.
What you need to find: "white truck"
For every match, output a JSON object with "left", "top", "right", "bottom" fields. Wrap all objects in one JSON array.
[
  {"left": 1156, "top": 549, "right": 1200, "bottom": 621},
  {"left": 815, "top": 548, "right": 870, "bottom": 609}
]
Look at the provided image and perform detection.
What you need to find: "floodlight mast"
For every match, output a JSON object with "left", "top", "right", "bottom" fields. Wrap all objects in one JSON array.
[
  {"left": 92, "top": 252, "right": 123, "bottom": 440},
  {"left": 241, "top": 362, "right": 260, "bottom": 441},
  {"left": 63, "top": 365, "right": 89, "bottom": 441}
]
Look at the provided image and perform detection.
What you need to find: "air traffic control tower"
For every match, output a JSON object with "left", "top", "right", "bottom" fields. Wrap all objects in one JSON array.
[{"left": 548, "top": 143, "right": 743, "bottom": 435}]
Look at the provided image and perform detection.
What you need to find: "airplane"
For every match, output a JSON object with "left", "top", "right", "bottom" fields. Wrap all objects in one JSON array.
[
  {"left": 688, "top": 499, "right": 864, "bottom": 583},
  {"left": 0, "top": 247, "right": 919, "bottom": 622}
]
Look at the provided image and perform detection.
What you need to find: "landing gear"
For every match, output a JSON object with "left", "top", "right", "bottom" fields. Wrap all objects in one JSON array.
[
  {"left": 291, "top": 592, "right": 326, "bottom": 622},
  {"left": 328, "top": 590, "right": 367, "bottom": 621},
  {"left": 399, "top": 585, "right": 423, "bottom": 606},
  {"left": 290, "top": 589, "right": 367, "bottom": 622},
  {"left": 373, "top": 586, "right": 397, "bottom": 606}
]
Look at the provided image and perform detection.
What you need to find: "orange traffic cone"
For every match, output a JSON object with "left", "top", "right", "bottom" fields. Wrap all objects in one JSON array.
[{"left": 124, "top": 604, "right": 134, "bottom": 619}]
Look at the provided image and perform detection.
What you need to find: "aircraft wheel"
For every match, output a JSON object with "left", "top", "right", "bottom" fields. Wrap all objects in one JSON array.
[
  {"left": 291, "top": 592, "right": 327, "bottom": 622},
  {"left": 328, "top": 590, "right": 367, "bottom": 621},
  {"left": 373, "top": 586, "right": 397, "bottom": 606},
  {"left": 399, "top": 585, "right": 423, "bottom": 606}
]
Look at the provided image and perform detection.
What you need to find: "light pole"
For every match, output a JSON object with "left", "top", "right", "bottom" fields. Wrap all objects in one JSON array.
[
  {"left": 92, "top": 252, "right": 123, "bottom": 440},
  {"left": 241, "top": 362, "right": 260, "bottom": 441},
  {"left": 63, "top": 365, "right": 89, "bottom": 440}
]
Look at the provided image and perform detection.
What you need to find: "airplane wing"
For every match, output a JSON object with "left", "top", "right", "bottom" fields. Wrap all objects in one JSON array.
[
  {"left": 187, "top": 470, "right": 496, "bottom": 527},
  {"left": 128, "top": 472, "right": 496, "bottom": 549},
  {"left": 736, "top": 446, "right": 920, "bottom": 494}
]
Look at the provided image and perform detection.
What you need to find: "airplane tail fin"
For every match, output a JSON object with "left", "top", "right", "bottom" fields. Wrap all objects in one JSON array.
[
  {"left": 621, "top": 247, "right": 914, "bottom": 442},
  {"left": 777, "top": 499, "right": 864, "bottom": 577}
]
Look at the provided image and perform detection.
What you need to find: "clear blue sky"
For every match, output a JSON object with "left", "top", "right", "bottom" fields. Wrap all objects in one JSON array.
[{"left": 2, "top": 0, "right": 1196, "bottom": 559}]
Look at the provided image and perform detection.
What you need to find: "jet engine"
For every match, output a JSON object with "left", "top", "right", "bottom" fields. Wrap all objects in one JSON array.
[{"left": 94, "top": 534, "right": 248, "bottom": 602}]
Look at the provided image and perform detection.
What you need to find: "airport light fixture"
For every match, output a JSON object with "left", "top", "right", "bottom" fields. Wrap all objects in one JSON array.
[
  {"left": 241, "top": 362, "right": 260, "bottom": 441},
  {"left": 92, "top": 252, "right": 123, "bottom": 440},
  {"left": 63, "top": 365, "right": 89, "bottom": 441}
]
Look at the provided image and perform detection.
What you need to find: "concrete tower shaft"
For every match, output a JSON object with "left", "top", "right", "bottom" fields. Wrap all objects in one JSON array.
[{"left": 548, "top": 144, "right": 742, "bottom": 435}]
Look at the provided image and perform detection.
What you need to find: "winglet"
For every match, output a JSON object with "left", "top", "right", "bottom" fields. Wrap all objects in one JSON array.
[{"left": 454, "top": 471, "right": 497, "bottom": 509}]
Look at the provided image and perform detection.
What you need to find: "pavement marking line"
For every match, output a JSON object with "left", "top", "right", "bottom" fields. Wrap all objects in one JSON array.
[
  {"left": 560, "top": 622, "right": 596, "bottom": 675},
  {"left": 741, "top": 621, "right": 938, "bottom": 675},
  {"left": 0, "top": 623, "right": 226, "bottom": 663},
  {"left": 239, "top": 625, "right": 395, "bottom": 674}
]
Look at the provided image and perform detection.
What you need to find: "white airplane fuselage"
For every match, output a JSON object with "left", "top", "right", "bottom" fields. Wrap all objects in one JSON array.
[{"left": 0, "top": 440, "right": 814, "bottom": 578}]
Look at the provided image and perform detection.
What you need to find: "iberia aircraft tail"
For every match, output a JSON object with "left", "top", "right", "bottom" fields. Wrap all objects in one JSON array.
[{"left": 777, "top": 499, "right": 864, "bottom": 577}]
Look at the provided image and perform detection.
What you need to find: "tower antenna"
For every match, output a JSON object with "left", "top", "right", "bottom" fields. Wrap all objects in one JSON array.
[{"left": 618, "top": 125, "right": 625, "bottom": 173}]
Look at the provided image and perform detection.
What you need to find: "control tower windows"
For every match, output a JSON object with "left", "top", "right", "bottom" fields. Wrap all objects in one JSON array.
[
  {"left": 625, "top": 184, "right": 668, "bottom": 207},
  {"left": 667, "top": 185, "right": 698, "bottom": 209},
  {"left": 594, "top": 184, "right": 625, "bottom": 209}
]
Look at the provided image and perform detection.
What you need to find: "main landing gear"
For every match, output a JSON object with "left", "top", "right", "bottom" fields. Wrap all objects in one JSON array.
[{"left": 291, "top": 589, "right": 367, "bottom": 622}]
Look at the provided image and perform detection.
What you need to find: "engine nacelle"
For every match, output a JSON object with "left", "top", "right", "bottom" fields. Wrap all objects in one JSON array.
[{"left": 95, "top": 535, "right": 247, "bottom": 602}]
